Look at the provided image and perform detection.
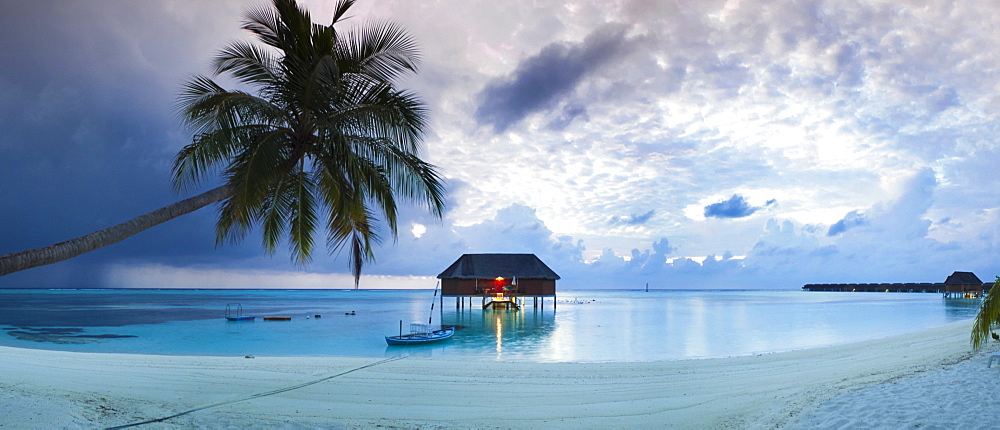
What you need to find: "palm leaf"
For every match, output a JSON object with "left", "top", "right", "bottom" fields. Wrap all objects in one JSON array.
[
  {"left": 259, "top": 175, "right": 293, "bottom": 254},
  {"left": 972, "top": 277, "right": 1000, "bottom": 349},
  {"left": 337, "top": 21, "right": 420, "bottom": 83},
  {"left": 329, "top": 0, "right": 355, "bottom": 26},
  {"left": 242, "top": 5, "right": 283, "bottom": 49},
  {"left": 213, "top": 41, "right": 279, "bottom": 87},
  {"left": 288, "top": 170, "right": 318, "bottom": 265}
]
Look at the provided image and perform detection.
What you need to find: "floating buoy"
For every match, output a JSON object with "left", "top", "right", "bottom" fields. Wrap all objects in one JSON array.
[{"left": 314, "top": 314, "right": 322, "bottom": 318}]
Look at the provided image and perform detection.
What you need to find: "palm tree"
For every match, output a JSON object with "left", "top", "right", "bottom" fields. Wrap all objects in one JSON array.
[
  {"left": 0, "top": 0, "right": 445, "bottom": 287},
  {"left": 971, "top": 277, "right": 1000, "bottom": 349}
]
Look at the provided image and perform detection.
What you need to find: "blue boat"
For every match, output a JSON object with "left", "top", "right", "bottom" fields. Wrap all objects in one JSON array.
[{"left": 385, "top": 323, "right": 455, "bottom": 345}]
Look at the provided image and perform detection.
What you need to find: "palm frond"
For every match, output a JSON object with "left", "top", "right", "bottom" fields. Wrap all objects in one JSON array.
[
  {"left": 226, "top": 129, "right": 293, "bottom": 210},
  {"left": 298, "top": 55, "right": 340, "bottom": 112},
  {"left": 172, "top": 134, "right": 232, "bottom": 190},
  {"left": 177, "top": 75, "right": 226, "bottom": 109},
  {"left": 178, "top": 79, "right": 282, "bottom": 137},
  {"left": 314, "top": 152, "right": 383, "bottom": 249},
  {"left": 337, "top": 21, "right": 420, "bottom": 83},
  {"left": 175, "top": 79, "right": 288, "bottom": 192},
  {"left": 259, "top": 175, "right": 293, "bottom": 254},
  {"left": 344, "top": 152, "right": 398, "bottom": 238},
  {"left": 972, "top": 277, "right": 1000, "bottom": 349},
  {"left": 289, "top": 170, "right": 318, "bottom": 265},
  {"left": 348, "top": 225, "right": 373, "bottom": 289},
  {"left": 273, "top": 0, "right": 316, "bottom": 61},
  {"left": 214, "top": 189, "right": 256, "bottom": 246},
  {"left": 368, "top": 142, "right": 440, "bottom": 215},
  {"left": 213, "top": 41, "right": 279, "bottom": 87},
  {"left": 319, "top": 77, "right": 427, "bottom": 153},
  {"left": 173, "top": 122, "right": 279, "bottom": 190},
  {"left": 325, "top": 203, "right": 378, "bottom": 289},
  {"left": 243, "top": 3, "right": 283, "bottom": 50},
  {"left": 329, "top": 0, "right": 355, "bottom": 26}
]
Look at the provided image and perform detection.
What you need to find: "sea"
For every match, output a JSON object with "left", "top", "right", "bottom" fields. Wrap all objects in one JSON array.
[{"left": 0, "top": 289, "right": 982, "bottom": 363}]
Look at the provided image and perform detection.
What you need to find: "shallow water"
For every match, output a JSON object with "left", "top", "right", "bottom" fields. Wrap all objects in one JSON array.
[{"left": 0, "top": 289, "right": 981, "bottom": 362}]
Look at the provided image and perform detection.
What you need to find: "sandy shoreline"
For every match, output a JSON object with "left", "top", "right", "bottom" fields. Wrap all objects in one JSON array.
[{"left": 1, "top": 320, "right": 995, "bottom": 429}]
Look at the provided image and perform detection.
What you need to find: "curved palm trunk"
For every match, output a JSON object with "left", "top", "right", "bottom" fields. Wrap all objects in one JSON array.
[{"left": 0, "top": 185, "right": 233, "bottom": 277}]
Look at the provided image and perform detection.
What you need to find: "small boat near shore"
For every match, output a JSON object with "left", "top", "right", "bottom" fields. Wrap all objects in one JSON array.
[
  {"left": 385, "top": 323, "right": 455, "bottom": 345},
  {"left": 385, "top": 282, "right": 455, "bottom": 345}
]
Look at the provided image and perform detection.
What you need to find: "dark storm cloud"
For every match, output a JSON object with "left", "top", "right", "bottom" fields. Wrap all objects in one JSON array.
[
  {"left": 475, "top": 24, "right": 633, "bottom": 132},
  {"left": 703, "top": 195, "right": 774, "bottom": 219},
  {"left": 0, "top": 2, "right": 253, "bottom": 288},
  {"left": 608, "top": 210, "right": 655, "bottom": 226}
]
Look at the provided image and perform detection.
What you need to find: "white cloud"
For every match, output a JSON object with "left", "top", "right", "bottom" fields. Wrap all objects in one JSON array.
[{"left": 411, "top": 223, "right": 427, "bottom": 239}]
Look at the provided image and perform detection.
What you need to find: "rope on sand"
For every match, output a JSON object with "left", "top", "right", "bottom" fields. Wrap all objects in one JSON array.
[{"left": 105, "top": 354, "right": 408, "bottom": 429}]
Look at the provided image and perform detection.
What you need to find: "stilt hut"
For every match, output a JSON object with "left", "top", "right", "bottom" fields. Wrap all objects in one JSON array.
[
  {"left": 943, "top": 271, "right": 985, "bottom": 298},
  {"left": 437, "top": 254, "right": 560, "bottom": 310}
]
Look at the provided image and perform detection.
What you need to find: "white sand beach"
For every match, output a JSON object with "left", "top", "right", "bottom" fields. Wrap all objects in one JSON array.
[{"left": 1, "top": 320, "right": 997, "bottom": 429}]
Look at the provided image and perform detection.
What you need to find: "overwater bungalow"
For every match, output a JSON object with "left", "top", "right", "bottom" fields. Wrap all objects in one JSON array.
[
  {"left": 437, "top": 253, "right": 560, "bottom": 309},
  {"left": 943, "top": 271, "right": 986, "bottom": 298}
]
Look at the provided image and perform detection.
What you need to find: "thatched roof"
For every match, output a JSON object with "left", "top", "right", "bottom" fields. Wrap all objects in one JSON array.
[
  {"left": 944, "top": 271, "right": 983, "bottom": 285},
  {"left": 437, "top": 254, "right": 560, "bottom": 280}
]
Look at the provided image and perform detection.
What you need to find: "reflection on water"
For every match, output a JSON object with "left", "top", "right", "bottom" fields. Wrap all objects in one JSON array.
[
  {"left": 441, "top": 307, "right": 557, "bottom": 360},
  {"left": 493, "top": 311, "right": 503, "bottom": 356},
  {"left": 944, "top": 297, "right": 984, "bottom": 319}
]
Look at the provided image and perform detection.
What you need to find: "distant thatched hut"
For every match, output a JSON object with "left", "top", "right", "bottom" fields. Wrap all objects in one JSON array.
[{"left": 943, "top": 271, "right": 985, "bottom": 298}]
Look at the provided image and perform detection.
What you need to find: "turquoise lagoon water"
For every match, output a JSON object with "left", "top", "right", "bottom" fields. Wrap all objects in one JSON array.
[{"left": 0, "top": 289, "right": 982, "bottom": 362}]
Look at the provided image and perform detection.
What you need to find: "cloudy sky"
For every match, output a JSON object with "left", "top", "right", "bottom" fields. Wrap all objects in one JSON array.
[{"left": 1, "top": 0, "right": 999, "bottom": 290}]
